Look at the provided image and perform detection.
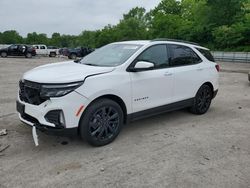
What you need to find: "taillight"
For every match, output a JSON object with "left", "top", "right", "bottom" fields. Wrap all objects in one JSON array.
[{"left": 215, "top": 64, "right": 220, "bottom": 72}]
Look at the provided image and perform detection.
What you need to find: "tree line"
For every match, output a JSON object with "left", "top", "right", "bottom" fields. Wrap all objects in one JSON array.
[{"left": 0, "top": 0, "right": 249, "bottom": 51}]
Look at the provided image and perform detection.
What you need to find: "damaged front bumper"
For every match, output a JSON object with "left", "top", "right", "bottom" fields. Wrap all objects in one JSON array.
[{"left": 18, "top": 108, "right": 78, "bottom": 137}]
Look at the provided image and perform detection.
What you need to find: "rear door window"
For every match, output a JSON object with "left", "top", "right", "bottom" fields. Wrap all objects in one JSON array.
[
  {"left": 196, "top": 48, "right": 215, "bottom": 62},
  {"left": 168, "top": 44, "right": 201, "bottom": 67}
]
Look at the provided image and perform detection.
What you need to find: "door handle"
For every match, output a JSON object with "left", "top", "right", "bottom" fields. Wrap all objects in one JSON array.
[{"left": 164, "top": 72, "right": 173, "bottom": 76}]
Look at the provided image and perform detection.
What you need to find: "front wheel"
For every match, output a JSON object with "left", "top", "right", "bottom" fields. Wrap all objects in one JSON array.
[
  {"left": 1, "top": 52, "right": 7, "bottom": 58},
  {"left": 79, "top": 99, "right": 124, "bottom": 146},
  {"left": 189, "top": 85, "right": 213, "bottom": 115}
]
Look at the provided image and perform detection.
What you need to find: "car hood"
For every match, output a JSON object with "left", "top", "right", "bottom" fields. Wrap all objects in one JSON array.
[
  {"left": 22, "top": 61, "right": 115, "bottom": 83},
  {"left": 0, "top": 47, "right": 8, "bottom": 51}
]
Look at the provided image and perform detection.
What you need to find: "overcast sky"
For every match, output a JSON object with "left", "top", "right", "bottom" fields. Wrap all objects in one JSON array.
[{"left": 0, "top": 0, "right": 161, "bottom": 37}]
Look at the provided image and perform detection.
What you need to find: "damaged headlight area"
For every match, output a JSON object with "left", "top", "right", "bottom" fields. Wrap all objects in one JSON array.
[{"left": 40, "top": 81, "right": 83, "bottom": 98}]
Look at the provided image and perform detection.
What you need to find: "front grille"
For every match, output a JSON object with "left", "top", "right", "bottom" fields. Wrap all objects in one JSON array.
[
  {"left": 21, "top": 113, "right": 39, "bottom": 124},
  {"left": 19, "top": 80, "right": 46, "bottom": 105}
]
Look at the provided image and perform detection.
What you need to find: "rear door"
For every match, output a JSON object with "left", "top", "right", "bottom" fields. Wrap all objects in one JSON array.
[
  {"left": 168, "top": 44, "right": 204, "bottom": 102},
  {"left": 130, "top": 44, "right": 174, "bottom": 113},
  {"left": 39, "top": 45, "right": 47, "bottom": 55}
]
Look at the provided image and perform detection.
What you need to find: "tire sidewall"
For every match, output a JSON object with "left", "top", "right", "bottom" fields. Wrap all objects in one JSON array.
[
  {"left": 192, "top": 85, "right": 213, "bottom": 114},
  {"left": 50, "top": 52, "right": 56, "bottom": 57},
  {"left": 26, "top": 53, "right": 32, "bottom": 58},
  {"left": 1, "top": 52, "right": 7, "bottom": 57},
  {"left": 79, "top": 99, "right": 124, "bottom": 146}
]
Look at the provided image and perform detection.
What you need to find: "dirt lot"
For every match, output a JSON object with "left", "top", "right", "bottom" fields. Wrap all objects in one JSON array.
[{"left": 0, "top": 57, "right": 250, "bottom": 188}]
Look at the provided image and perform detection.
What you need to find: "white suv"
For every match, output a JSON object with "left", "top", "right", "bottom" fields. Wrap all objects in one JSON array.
[{"left": 17, "top": 39, "right": 219, "bottom": 146}]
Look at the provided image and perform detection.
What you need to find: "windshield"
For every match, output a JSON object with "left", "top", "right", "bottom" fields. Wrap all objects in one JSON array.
[{"left": 80, "top": 43, "right": 142, "bottom": 67}]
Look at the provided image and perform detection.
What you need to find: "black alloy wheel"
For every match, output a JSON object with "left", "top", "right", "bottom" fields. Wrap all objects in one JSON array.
[
  {"left": 190, "top": 85, "right": 213, "bottom": 115},
  {"left": 80, "top": 99, "right": 123, "bottom": 146},
  {"left": 89, "top": 106, "right": 119, "bottom": 141}
]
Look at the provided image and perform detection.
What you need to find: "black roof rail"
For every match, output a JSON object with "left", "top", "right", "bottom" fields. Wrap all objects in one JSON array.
[{"left": 151, "top": 38, "right": 200, "bottom": 46}]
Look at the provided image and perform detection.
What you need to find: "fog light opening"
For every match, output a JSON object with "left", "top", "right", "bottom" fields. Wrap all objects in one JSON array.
[{"left": 59, "top": 111, "right": 66, "bottom": 128}]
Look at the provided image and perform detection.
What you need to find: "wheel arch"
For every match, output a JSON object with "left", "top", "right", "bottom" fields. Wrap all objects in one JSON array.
[
  {"left": 0, "top": 50, "right": 8, "bottom": 54},
  {"left": 78, "top": 94, "right": 128, "bottom": 131},
  {"left": 203, "top": 82, "right": 214, "bottom": 95}
]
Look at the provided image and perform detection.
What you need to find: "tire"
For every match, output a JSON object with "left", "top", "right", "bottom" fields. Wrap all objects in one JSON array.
[
  {"left": 69, "top": 53, "right": 77, "bottom": 59},
  {"left": 189, "top": 84, "right": 213, "bottom": 115},
  {"left": 49, "top": 52, "right": 56, "bottom": 57},
  {"left": 79, "top": 99, "right": 124, "bottom": 146},
  {"left": 25, "top": 53, "right": 32, "bottom": 58},
  {"left": 1, "top": 52, "right": 7, "bottom": 58}
]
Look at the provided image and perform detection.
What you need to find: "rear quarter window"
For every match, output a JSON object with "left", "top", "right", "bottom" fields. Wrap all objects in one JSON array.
[{"left": 196, "top": 48, "right": 215, "bottom": 62}]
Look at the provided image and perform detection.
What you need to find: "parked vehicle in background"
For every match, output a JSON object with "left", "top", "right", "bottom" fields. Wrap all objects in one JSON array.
[
  {"left": 17, "top": 39, "right": 219, "bottom": 146},
  {"left": 33, "top": 45, "right": 59, "bottom": 57},
  {"left": 67, "top": 47, "right": 94, "bottom": 59},
  {"left": 0, "top": 44, "right": 11, "bottom": 49},
  {"left": 59, "top": 47, "right": 69, "bottom": 56},
  {"left": 0, "top": 44, "right": 36, "bottom": 58}
]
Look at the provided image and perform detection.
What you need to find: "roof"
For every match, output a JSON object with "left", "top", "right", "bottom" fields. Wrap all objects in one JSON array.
[
  {"left": 113, "top": 40, "right": 150, "bottom": 46},
  {"left": 113, "top": 39, "right": 208, "bottom": 50}
]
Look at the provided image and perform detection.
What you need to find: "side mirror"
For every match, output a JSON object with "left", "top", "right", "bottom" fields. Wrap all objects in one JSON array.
[{"left": 130, "top": 61, "right": 154, "bottom": 72}]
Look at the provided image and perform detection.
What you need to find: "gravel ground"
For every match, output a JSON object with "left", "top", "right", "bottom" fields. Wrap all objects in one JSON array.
[{"left": 0, "top": 57, "right": 250, "bottom": 188}]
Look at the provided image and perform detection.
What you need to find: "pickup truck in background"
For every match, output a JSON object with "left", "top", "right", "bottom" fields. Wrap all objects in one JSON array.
[
  {"left": 33, "top": 45, "right": 59, "bottom": 57},
  {"left": 67, "top": 47, "right": 94, "bottom": 59}
]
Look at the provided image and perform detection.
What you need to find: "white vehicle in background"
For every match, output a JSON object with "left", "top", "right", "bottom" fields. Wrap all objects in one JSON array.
[
  {"left": 33, "top": 45, "right": 59, "bottom": 57},
  {"left": 17, "top": 39, "right": 219, "bottom": 146}
]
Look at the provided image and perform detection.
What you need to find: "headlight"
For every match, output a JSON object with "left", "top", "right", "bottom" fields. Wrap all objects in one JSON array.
[{"left": 40, "top": 82, "right": 83, "bottom": 98}]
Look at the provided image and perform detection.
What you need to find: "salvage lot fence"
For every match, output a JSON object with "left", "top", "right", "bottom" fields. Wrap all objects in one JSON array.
[{"left": 212, "top": 51, "right": 250, "bottom": 63}]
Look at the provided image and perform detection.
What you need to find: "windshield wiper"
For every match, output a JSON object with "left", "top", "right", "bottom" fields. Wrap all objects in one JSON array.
[{"left": 83, "top": 63, "right": 100, "bottom": 66}]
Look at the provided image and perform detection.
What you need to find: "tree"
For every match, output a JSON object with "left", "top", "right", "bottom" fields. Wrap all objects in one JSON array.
[
  {"left": 212, "top": 24, "right": 245, "bottom": 49},
  {"left": 206, "top": 0, "right": 247, "bottom": 26},
  {"left": 149, "top": 0, "right": 189, "bottom": 39},
  {"left": 77, "top": 31, "right": 98, "bottom": 48},
  {"left": 1, "top": 30, "right": 23, "bottom": 44},
  {"left": 50, "top": 32, "right": 61, "bottom": 46},
  {"left": 116, "top": 7, "right": 149, "bottom": 40},
  {"left": 1, "top": 0, "right": 249, "bottom": 51}
]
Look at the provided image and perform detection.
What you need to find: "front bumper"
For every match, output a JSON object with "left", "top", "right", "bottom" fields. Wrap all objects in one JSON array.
[
  {"left": 18, "top": 113, "right": 78, "bottom": 137},
  {"left": 17, "top": 90, "right": 89, "bottom": 135}
]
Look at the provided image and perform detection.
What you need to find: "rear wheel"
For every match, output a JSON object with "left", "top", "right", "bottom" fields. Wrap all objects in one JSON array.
[
  {"left": 79, "top": 99, "right": 123, "bottom": 146},
  {"left": 49, "top": 52, "right": 56, "bottom": 57},
  {"left": 25, "top": 52, "right": 32, "bottom": 58},
  {"left": 190, "top": 85, "right": 213, "bottom": 115},
  {"left": 1, "top": 52, "right": 7, "bottom": 58}
]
